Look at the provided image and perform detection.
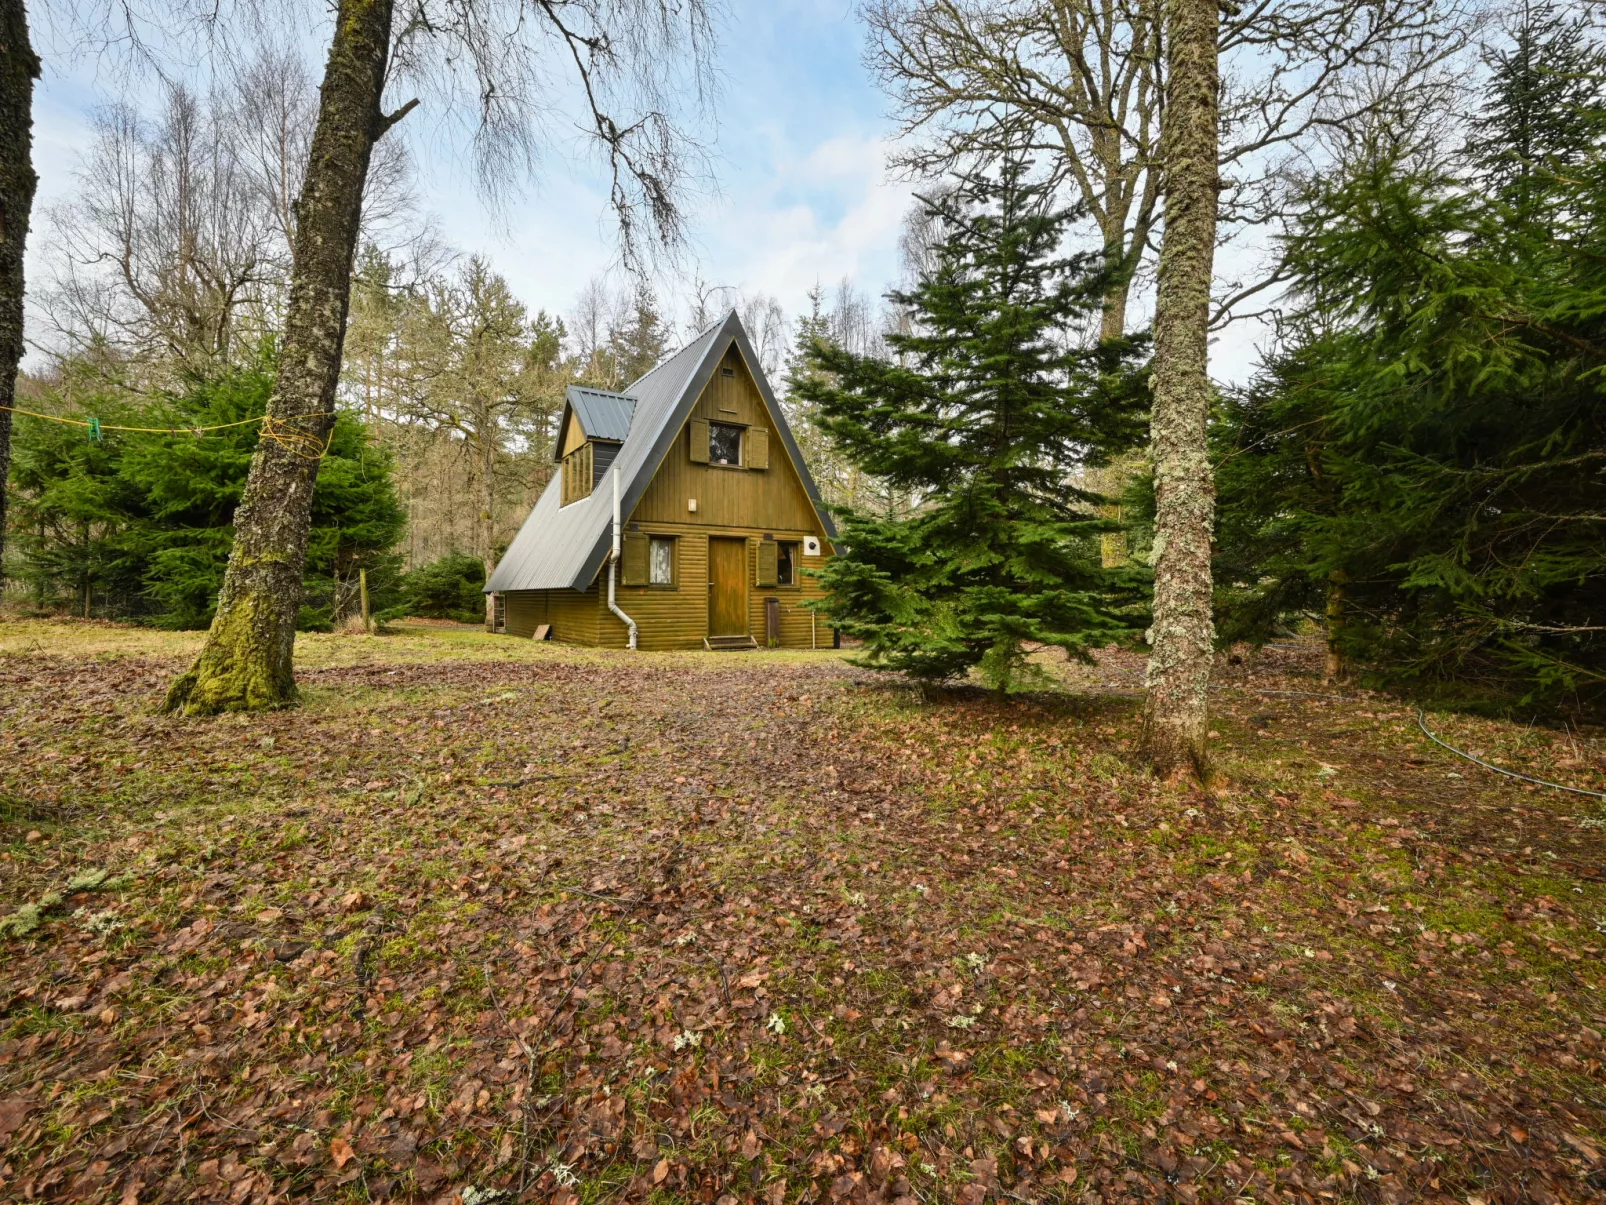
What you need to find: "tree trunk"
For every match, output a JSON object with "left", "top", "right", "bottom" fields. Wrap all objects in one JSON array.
[
  {"left": 165, "top": 0, "right": 405, "bottom": 714},
  {"left": 1099, "top": 284, "right": 1129, "bottom": 344},
  {"left": 0, "top": 0, "right": 38, "bottom": 586},
  {"left": 1140, "top": 0, "right": 1219, "bottom": 780},
  {"left": 1323, "top": 570, "right": 1347, "bottom": 685},
  {"left": 477, "top": 432, "right": 497, "bottom": 630}
]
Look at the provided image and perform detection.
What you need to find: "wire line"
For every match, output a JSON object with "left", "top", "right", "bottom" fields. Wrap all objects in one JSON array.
[{"left": 1416, "top": 709, "right": 1606, "bottom": 802}]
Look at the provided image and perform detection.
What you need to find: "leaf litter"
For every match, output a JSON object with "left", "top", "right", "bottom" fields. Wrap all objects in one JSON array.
[{"left": 0, "top": 620, "right": 1603, "bottom": 1204}]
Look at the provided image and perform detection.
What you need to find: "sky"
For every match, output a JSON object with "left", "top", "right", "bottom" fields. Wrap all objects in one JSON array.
[{"left": 26, "top": 0, "right": 1270, "bottom": 383}]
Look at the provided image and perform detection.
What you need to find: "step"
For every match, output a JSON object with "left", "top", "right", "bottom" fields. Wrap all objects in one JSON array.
[{"left": 704, "top": 635, "right": 759, "bottom": 651}]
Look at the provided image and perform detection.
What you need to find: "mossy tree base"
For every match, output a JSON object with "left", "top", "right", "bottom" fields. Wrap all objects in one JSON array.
[{"left": 163, "top": 579, "right": 299, "bottom": 714}]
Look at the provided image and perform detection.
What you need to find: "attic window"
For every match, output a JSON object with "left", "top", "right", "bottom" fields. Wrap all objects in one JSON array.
[{"left": 709, "top": 422, "right": 742, "bottom": 466}]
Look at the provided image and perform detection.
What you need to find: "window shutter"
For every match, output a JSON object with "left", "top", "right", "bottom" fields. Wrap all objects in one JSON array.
[
  {"left": 621, "top": 532, "right": 649, "bottom": 586},
  {"left": 747, "top": 426, "right": 769, "bottom": 470},
  {"left": 689, "top": 418, "right": 710, "bottom": 464},
  {"left": 756, "top": 539, "right": 779, "bottom": 588}
]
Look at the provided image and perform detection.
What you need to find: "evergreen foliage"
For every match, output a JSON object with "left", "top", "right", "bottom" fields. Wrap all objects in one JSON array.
[
  {"left": 799, "top": 164, "right": 1150, "bottom": 689},
  {"left": 382, "top": 553, "right": 486, "bottom": 623},
  {"left": 7, "top": 364, "right": 406, "bottom": 628},
  {"left": 1213, "top": 4, "right": 1606, "bottom": 711}
]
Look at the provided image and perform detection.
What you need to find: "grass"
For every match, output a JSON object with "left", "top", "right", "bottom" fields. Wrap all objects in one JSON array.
[{"left": 1, "top": 618, "right": 1604, "bottom": 1204}]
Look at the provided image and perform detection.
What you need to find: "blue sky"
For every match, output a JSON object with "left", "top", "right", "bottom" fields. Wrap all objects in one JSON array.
[{"left": 26, "top": 1, "right": 1266, "bottom": 379}]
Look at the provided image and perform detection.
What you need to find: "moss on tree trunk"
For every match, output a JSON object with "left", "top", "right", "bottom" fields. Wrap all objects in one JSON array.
[
  {"left": 1141, "top": 0, "right": 1219, "bottom": 780},
  {"left": 0, "top": 0, "right": 38, "bottom": 580},
  {"left": 165, "top": 0, "right": 407, "bottom": 714}
]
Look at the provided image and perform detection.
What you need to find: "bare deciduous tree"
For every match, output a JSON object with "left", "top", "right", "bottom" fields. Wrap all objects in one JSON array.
[
  {"left": 129, "top": 0, "right": 719, "bottom": 713},
  {"left": 866, "top": 0, "right": 1163, "bottom": 339},
  {"left": 866, "top": 0, "right": 1472, "bottom": 335},
  {"left": 40, "top": 45, "right": 426, "bottom": 385}
]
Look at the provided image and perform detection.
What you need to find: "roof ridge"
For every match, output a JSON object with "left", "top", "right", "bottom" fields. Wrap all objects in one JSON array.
[{"left": 622, "top": 311, "right": 730, "bottom": 394}]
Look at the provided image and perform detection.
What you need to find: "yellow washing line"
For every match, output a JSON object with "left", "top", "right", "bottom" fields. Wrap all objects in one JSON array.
[{"left": 0, "top": 403, "right": 336, "bottom": 459}]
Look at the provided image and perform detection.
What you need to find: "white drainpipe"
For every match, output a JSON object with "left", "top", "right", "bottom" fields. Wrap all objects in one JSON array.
[{"left": 606, "top": 465, "right": 638, "bottom": 650}]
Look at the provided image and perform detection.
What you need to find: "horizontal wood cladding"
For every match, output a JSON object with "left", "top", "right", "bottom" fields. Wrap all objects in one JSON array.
[
  {"left": 595, "top": 524, "right": 833, "bottom": 650},
  {"left": 599, "top": 530, "right": 710, "bottom": 650},
  {"left": 504, "top": 584, "right": 602, "bottom": 645},
  {"left": 631, "top": 342, "right": 829, "bottom": 539}
]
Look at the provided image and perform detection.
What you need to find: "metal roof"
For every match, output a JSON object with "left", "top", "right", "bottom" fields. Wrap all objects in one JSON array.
[
  {"left": 559, "top": 386, "right": 636, "bottom": 451},
  {"left": 486, "top": 310, "right": 837, "bottom": 594}
]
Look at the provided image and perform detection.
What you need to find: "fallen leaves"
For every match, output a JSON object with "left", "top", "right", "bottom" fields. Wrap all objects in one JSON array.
[{"left": 1, "top": 626, "right": 1603, "bottom": 1204}]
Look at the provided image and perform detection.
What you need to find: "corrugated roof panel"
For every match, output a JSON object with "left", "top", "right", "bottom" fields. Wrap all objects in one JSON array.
[{"left": 566, "top": 387, "right": 636, "bottom": 442}]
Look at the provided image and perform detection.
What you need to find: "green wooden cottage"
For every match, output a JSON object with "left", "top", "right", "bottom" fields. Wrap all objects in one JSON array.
[{"left": 485, "top": 311, "right": 838, "bottom": 649}]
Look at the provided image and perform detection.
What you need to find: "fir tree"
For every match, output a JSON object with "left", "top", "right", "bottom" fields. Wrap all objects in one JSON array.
[
  {"left": 1465, "top": 1, "right": 1606, "bottom": 215},
  {"left": 1212, "top": 14, "right": 1606, "bottom": 710},
  {"left": 608, "top": 287, "right": 670, "bottom": 384},
  {"left": 799, "top": 163, "right": 1149, "bottom": 689},
  {"left": 7, "top": 363, "right": 406, "bottom": 628}
]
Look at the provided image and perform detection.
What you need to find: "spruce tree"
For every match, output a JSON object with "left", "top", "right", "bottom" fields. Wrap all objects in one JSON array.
[
  {"left": 1212, "top": 7, "right": 1606, "bottom": 710},
  {"left": 800, "top": 164, "right": 1149, "bottom": 689}
]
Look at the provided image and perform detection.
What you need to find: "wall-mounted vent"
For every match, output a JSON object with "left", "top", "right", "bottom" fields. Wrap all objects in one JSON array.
[{"left": 721, "top": 366, "right": 735, "bottom": 377}]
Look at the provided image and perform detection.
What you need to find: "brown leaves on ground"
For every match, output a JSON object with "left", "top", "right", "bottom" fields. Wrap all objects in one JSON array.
[{"left": 0, "top": 619, "right": 1604, "bottom": 1205}]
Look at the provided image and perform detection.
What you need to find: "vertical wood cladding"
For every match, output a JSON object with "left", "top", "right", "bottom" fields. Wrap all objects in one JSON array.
[{"left": 631, "top": 344, "right": 825, "bottom": 534}]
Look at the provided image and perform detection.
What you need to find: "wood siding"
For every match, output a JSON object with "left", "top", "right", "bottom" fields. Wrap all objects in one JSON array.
[
  {"left": 504, "top": 584, "right": 602, "bottom": 645},
  {"left": 631, "top": 344, "right": 829, "bottom": 537},
  {"left": 593, "top": 525, "right": 832, "bottom": 650}
]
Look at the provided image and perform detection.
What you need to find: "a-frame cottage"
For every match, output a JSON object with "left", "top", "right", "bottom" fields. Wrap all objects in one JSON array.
[{"left": 485, "top": 311, "right": 838, "bottom": 650}]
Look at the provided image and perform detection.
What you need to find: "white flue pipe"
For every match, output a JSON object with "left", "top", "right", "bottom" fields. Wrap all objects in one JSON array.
[{"left": 606, "top": 465, "right": 638, "bottom": 649}]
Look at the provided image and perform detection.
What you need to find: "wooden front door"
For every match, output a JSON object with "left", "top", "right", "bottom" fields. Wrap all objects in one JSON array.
[{"left": 708, "top": 537, "right": 749, "bottom": 637}]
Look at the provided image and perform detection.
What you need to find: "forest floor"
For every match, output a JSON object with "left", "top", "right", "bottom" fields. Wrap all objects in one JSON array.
[{"left": 2, "top": 618, "right": 1605, "bottom": 1205}]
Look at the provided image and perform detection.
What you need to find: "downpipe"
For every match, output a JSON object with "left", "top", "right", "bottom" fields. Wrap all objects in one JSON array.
[{"left": 607, "top": 465, "right": 638, "bottom": 650}]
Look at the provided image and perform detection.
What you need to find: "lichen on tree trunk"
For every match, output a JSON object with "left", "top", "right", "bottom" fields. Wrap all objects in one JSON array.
[
  {"left": 1140, "top": 0, "right": 1219, "bottom": 780},
  {"left": 165, "top": 0, "right": 408, "bottom": 715},
  {"left": 0, "top": 0, "right": 39, "bottom": 582}
]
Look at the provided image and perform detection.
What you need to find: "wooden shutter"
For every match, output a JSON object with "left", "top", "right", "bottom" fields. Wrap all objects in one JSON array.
[
  {"left": 689, "top": 418, "right": 710, "bottom": 464},
  {"left": 621, "top": 532, "right": 649, "bottom": 585},
  {"left": 755, "top": 539, "right": 779, "bottom": 588},
  {"left": 747, "top": 426, "right": 769, "bottom": 470}
]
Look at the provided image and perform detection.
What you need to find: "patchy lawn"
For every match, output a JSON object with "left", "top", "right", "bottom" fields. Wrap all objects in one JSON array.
[{"left": 1, "top": 619, "right": 1604, "bottom": 1205}]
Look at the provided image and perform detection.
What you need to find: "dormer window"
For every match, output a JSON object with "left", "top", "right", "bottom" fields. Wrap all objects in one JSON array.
[
  {"left": 562, "top": 442, "right": 594, "bottom": 505},
  {"left": 557, "top": 386, "right": 636, "bottom": 506}
]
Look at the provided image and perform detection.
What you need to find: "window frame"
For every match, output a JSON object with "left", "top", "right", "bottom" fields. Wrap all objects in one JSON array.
[
  {"left": 561, "top": 442, "right": 594, "bottom": 506},
  {"left": 708, "top": 421, "right": 743, "bottom": 467},
  {"left": 648, "top": 535, "right": 676, "bottom": 587},
  {"left": 776, "top": 540, "right": 798, "bottom": 587}
]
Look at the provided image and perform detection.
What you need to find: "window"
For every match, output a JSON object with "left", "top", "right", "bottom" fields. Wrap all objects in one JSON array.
[
  {"left": 709, "top": 422, "right": 742, "bottom": 466},
  {"left": 777, "top": 541, "right": 797, "bottom": 586},
  {"left": 649, "top": 536, "right": 674, "bottom": 585},
  {"left": 561, "top": 442, "right": 593, "bottom": 505}
]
